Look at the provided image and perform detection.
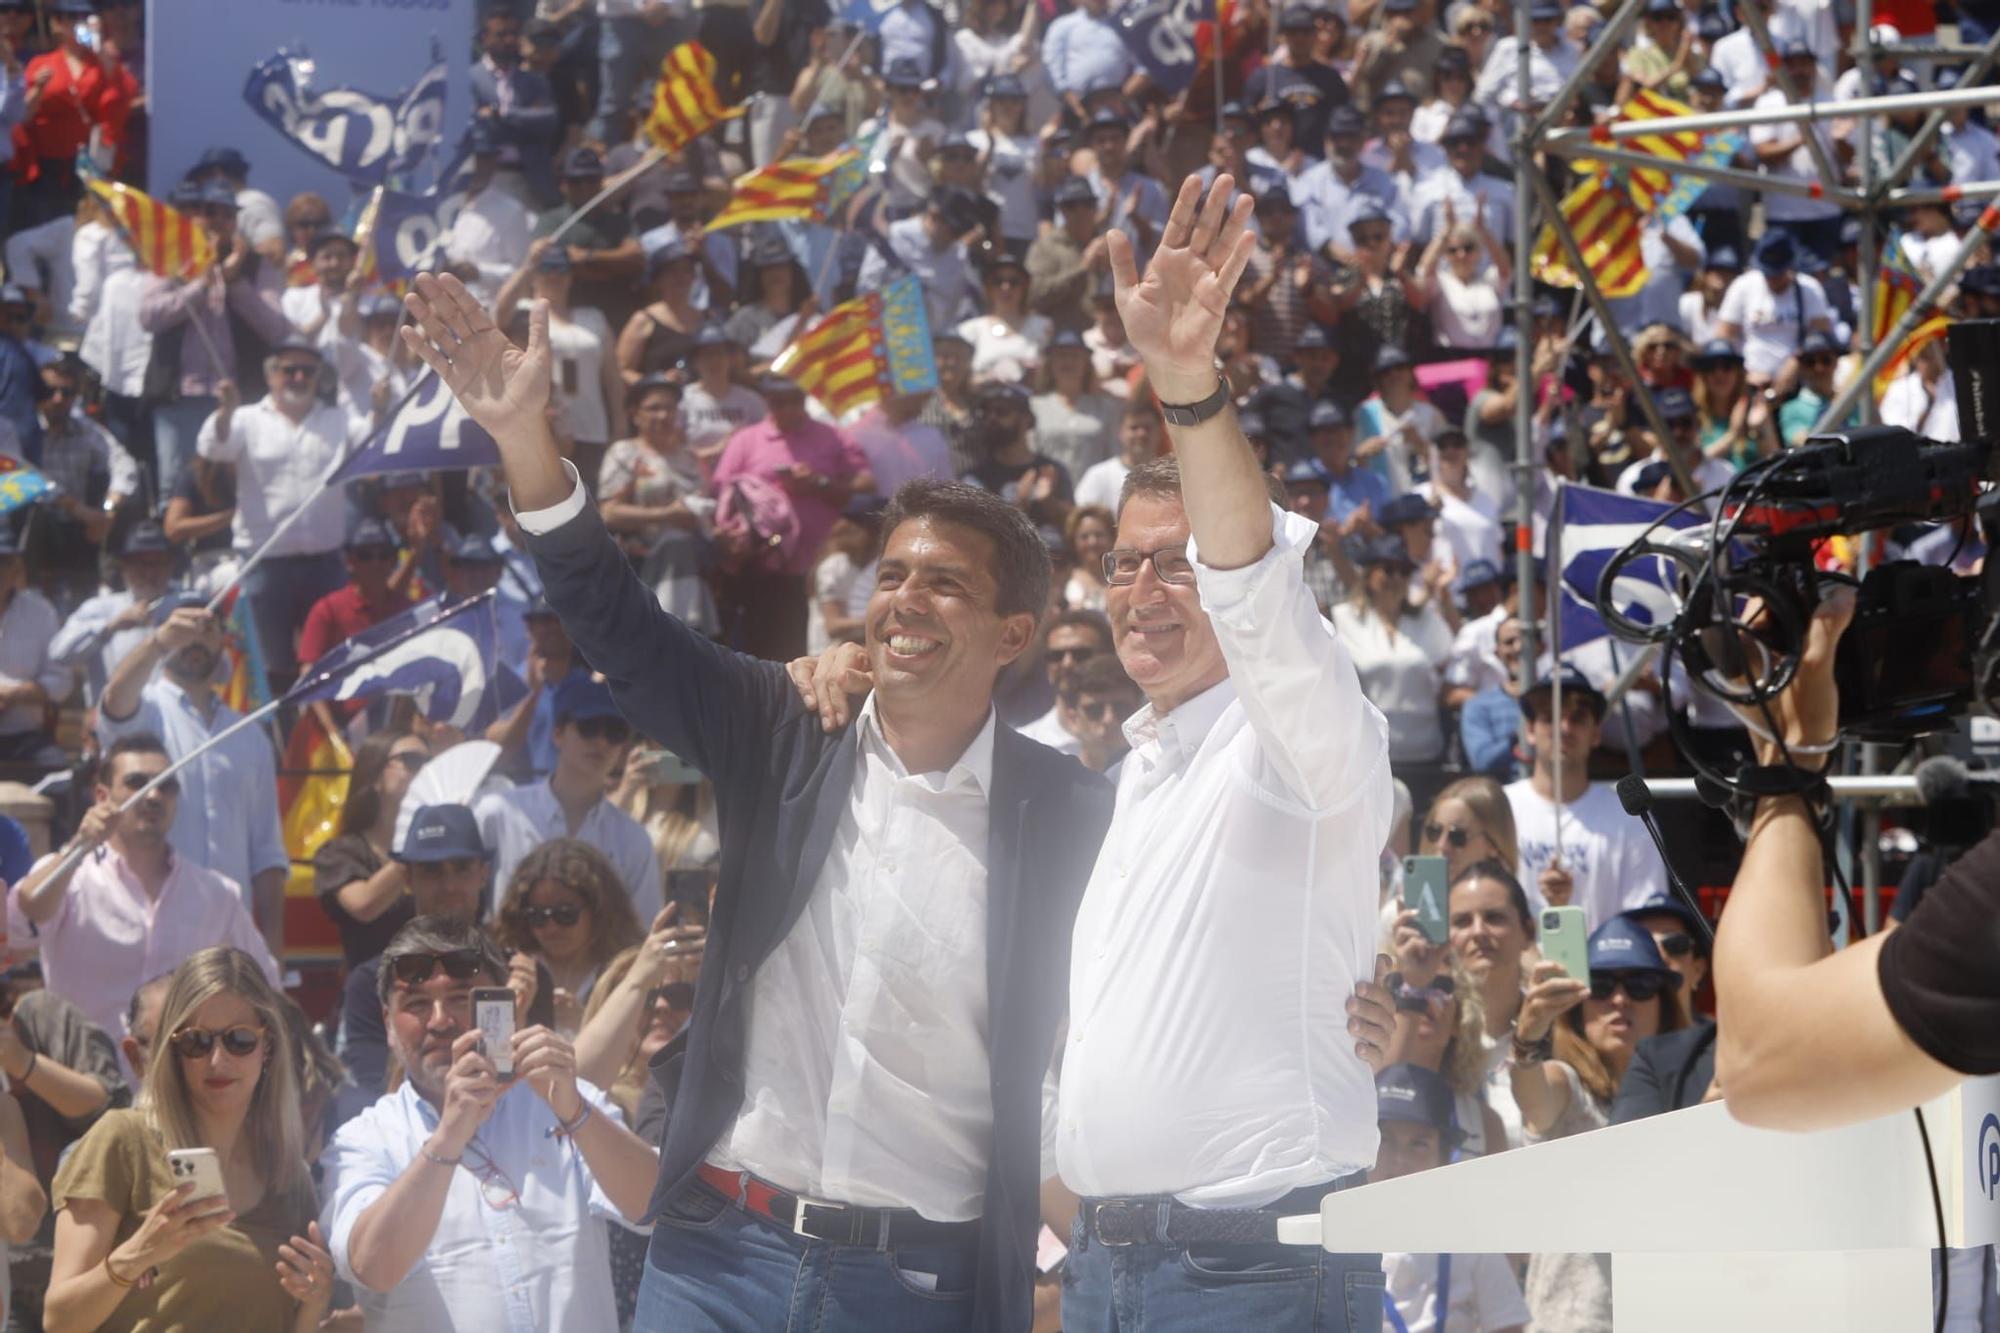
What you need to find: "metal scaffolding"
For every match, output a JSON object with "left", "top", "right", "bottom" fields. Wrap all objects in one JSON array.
[{"left": 1510, "top": 7, "right": 2000, "bottom": 931}]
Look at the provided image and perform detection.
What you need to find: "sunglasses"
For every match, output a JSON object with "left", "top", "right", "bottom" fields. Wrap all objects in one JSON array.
[
  {"left": 1075, "top": 699, "right": 1124, "bottom": 722},
  {"left": 571, "top": 717, "right": 632, "bottom": 744},
  {"left": 1656, "top": 931, "right": 1695, "bottom": 959},
  {"left": 988, "top": 274, "right": 1025, "bottom": 288},
  {"left": 390, "top": 949, "right": 488, "bottom": 987},
  {"left": 1393, "top": 974, "right": 1456, "bottom": 1012},
  {"left": 653, "top": 982, "right": 695, "bottom": 1010},
  {"left": 275, "top": 363, "right": 319, "bottom": 379},
  {"left": 170, "top": 1024, "right": 263, "bottom": 1061},
  {"left": 1103, "top": 546, "right": 1195, "bottom": 585},
  {"left": 117, "top": 771, "right": 180, "bottom": 797},
  {"left": 1590, "top": 971, "right": 1671, "bottom": 1003},
  {"left": 521, "top": 903, "right": 584, "bottom": 928},
  {"left": 1462, "top": 20, "right": 1493, "bottom": 32},
  {"left": 1423, "top": 821, "right": 1477, "bottom": 848},
  {"left": 1046, "top": 645, "right": 1100, "bottom": 667}
]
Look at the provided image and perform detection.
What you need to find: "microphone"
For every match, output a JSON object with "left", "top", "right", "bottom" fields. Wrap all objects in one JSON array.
[
  {"left": 1912, "top": 755, "right": 2000, "bottom": 805},
  {"left": 1616, "top": 774, "right": 1718, "bottom": 946}
]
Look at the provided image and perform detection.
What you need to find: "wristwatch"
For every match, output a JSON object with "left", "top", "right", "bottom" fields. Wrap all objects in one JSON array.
[{"left": 1157, "top": 361, "right": 1233, "bottom": 427}]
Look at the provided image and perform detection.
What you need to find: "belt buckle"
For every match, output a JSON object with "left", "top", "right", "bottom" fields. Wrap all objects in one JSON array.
[
  {"left": 792, "top": 1193, "right": 842, "bottom": 1240},
  {"left": 1092, "top": 1202, "right": 1144, "bottom": 1248}
]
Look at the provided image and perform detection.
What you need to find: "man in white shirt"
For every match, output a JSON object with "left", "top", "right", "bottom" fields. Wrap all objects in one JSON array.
[
  {"left": 474, "top": 675, "right": 664, "bottom": 925},
  {"left": 1017, "top": 609, "right": 1114, "bottom": 755},
  {"left": 1074, "top": 410, "right": 1160, "bottom": 513},
  {"left": 0, "top": 529, "right": 73, "bottom": 770},
  {"left": 857, "top": 187, "right": 983, "bottom": 335},
  {"left": 279, "top": 228, "right": 362, "bottom": 348},
  {"left": 1059, "top": 172, "right": 1395, "bottom": 1330},
  {"left": 1713, "top": 231, "right": 1833, "bottom": 386},
  {"left": 1504, "top": 666, "right": 1667, "bottom": 928},
  {"left": 196, "top": 336, "right": 360, "bottom": 686},
  {"left": 321, "top": 915, "right": 657, "bottom": 1332},
  {"left": 48, "top": 519, "right": 175, "bottom": 707},
  {"left": 444, "top": 125, "right": 533, "bottom": 307},
  {"left": 1749, "top": 43, "right": 1843, "bottom": 264}
]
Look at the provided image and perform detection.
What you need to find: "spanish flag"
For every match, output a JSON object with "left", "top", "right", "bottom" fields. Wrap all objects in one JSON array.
[
  {"left": 84, "top": 176, "right": 215, "bottom": 278},
  {"left": 644, "top": 42, "right": 743, "bottom": 155},
  {"left": 709, "top": 143, "right": 868, "bottom": 232},
  {"left": 772, "top": 274, "right": 940, "bottom": 416},
  {"left": 1875, "top": 312, "right": 1953, "bottom": 397},
  {"left": 1530, "top": 175, "right": 1648, "bottom": 299}
]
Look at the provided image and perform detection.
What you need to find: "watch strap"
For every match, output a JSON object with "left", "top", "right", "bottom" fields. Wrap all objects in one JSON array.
[{"left": 1158, "top": 367, "right": 1232, "bottom": 427}]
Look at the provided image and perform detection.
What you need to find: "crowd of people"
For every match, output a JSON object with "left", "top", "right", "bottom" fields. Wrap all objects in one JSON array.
[{"left": 0, "top": 0, "right": 1989, "bottom": 1327}]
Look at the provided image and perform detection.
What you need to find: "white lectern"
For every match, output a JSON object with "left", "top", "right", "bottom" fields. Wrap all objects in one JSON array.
[{"left": 1279, "top": 1078, "right": 2000, "bottom": 1330}]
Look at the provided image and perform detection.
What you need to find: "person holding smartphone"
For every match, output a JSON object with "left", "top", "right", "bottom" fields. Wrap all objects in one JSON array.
[{"left": 43, "top": 947, "right": 334, "bottom": 1333}]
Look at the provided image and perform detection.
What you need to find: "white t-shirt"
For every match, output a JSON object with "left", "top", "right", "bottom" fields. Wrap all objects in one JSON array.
[
  {"left": 966, "top": 128, "right": 1041, "bottom": 243},
  {"left": 1614, "top": 452, "right": 1735, "bottom": 497},
  {"left": 546, "top": 307, "right": 615, "bottom": 445},
  {"left": 1430, "top": 270, "right": 1504, "bottom": 350},
  {"left": 1503, "top": 779, "right": 1669, "bottom": 928},
  {"left": 1679, "top": 290, "right": 1723, "bottom": 349},
  {"left": 1715, "top": 269, "right": 1830, "bottom": 377},
  {"left": 1880, "top": 368, "right": 1959, "bottom": 441},
  {"left": 1423, "top": 483, "right": 1502, "bottom": 573},
  {"left": 958, "top": 311, "right": 1051, "bottom": 384},
  {"left": 1899, "top": 229, "right": 1961, "bottom": 285},
  {"left": 807, "top": 551, "right": 868, "bottom": 656},
  {"left": 1330, "top": 601, "right": 1454, "bottom": 763},
  {"left": 681, "top": 383, "right": 768, "bottom": 457},
  {"left": 1382, "top": 1250, "right": 1533, "bottom": 1333},
  {"left": 1075, "top": 455, "right": 1132, "bottom": 513},
  {"left": 1750, "top": 85, "right": 1840, "bottom": 221}
]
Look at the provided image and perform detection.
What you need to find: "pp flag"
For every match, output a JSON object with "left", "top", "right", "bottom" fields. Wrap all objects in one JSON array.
[
  {"left": 709, "top": 144, "right": 868, "bottom": 231},
  {"left": 82, "top": 177, "right": 214, "bottom": 278},
  {"left": 369, "top": 187, "right": 465, "bottom": 283},
  {"left": 1118, "top": 0, "right": 1212, "bottom": 95},
  {"left": 287, "top": 591, "right": 500, "bottom": 729},
  {"left": 771, "top": 274, "right": 939, "bottom": 416},
  {"left": 644, "top": 43, "right": 744, "bottom": 155},
  {"left": 1547, "top": 482, "right": 1705, "bottom": 650},
  {"left": 329, "top": 372, "right": 499, "bottom": 483},
  {"left": 244, "top": 43, "right": 450, "bottom": 188}
]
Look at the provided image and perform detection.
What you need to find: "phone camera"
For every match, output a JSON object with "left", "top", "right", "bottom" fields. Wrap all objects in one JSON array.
[{"left": 1542, "top": 911, "right": 1560, "bottom": 929}]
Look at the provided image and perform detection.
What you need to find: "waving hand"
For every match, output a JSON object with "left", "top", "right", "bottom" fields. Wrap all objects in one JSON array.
[
  {"left": 1108, "top": 173, "right": 1258, "bottom": 402},
  {"left": 401, "top": 272, "right": 553, "bottom": 441}
]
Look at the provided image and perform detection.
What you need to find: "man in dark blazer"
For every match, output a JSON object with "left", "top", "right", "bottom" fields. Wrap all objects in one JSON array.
[
  {"left": 399, "top": 271, "right": 1111, "bottom": 1333},
  {"left": 468, "top": 7, "right": 561, "bottom": 209},
  {"left": 1612, "top": 1021, "right": 1719, "bottom": 1121}
]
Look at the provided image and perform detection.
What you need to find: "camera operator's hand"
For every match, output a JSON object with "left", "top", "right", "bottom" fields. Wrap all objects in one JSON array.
[
  {"left": 1516, "top": 958, "right": 1589, "bottom": 1043},
  {"left": 1734, "top": 584, "right": 1856, "bottom": 770}
]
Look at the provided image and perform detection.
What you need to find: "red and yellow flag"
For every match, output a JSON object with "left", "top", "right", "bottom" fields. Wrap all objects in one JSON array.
[
  {"left": 771, "top": 274, "right": 939, "bottom": 417},
  {"left": 84, "top": 177, "right": 214, "bottom": 278},
  {"left": 644, "top": 42, "right": 743, "bottom": 155},
  {"left": 709, "top": 144, "right": 866, "bottom": 231},
  {"left": 1530, "top": 175, "right": 1648, "bottom": 299},
  {"left": 1605, "top": 90, "right": 1704, "bottom": 212},
  {"left": 1875, "top": 312, "right": 1952, "bottom": 396}
]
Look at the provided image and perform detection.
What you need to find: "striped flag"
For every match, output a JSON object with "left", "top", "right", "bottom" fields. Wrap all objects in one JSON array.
[
  {"left": 350, "top": 186, "right": 413, "bottom": 300},
  {"left": 644, "top": 42, "right": 743, "bottom": 155},
  {"left": 217, "top": 585, "right": 273, "bottom": 716},
  {"left": 83, "top": 177, "right": 215, "bottom": 278},
  {"left": 771, "top": 274, "right": 939, "bottom": 416},
  {"left": 1872, "top": 232, "right": 1923, "bottom": 351},
  {"left": 1875, "top": 312, "right": 1953, "bottom": 396},
  {"left": 0, "top": 455, "right": 49, "bottom": 514},
  {"left": 709, "top": 143, "right": 868, "bottom": 231},
  {"left": 1530, "top": 176, "right": 1648, "bottom": 299},
  {"left": 1609, "top": 90, "right": 1704, "bottom": 212}
]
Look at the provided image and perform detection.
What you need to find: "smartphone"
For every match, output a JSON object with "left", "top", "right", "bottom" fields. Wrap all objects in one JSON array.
[
  {"left": 1540, "top": 905, "right": 1592, "bottom": 988},
  {"left": 645, "top": 749, "right": 704, "bottom": 787},
  {"left": 166, "top": 1147, "right": 226, "bottom": 1202},
  {"left": 472, "top": 987, "right": 516, "bottom": 1078},
  {"left": 560, "top": 358, "right": 579, "bottom": 396},
  {"left": 666, "top": 869, "right": 713, "bottom": 930},
  {"left": 1401, "top": 856, "right": 1450, "bottom": 944}
]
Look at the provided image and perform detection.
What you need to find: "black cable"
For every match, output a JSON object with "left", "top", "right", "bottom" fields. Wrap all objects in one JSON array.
[{"left": 1915, "top": 1105, "right": 1949, "bottom": 1333}]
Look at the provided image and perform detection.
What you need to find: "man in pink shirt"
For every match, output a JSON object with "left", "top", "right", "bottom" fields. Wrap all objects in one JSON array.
[
  {"left": 710, "top": 373, "right": 874, "bottom": 659},
  {"left": 7, "top": 732, "right": 278, "bottom": 1078}
]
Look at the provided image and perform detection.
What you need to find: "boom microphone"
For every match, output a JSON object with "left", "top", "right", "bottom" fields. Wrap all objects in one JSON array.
[{"left": 1616, "top": 774, "right": 1717, "bottom": 946}]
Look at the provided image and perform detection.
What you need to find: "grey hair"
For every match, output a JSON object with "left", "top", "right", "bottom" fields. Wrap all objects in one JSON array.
[{"left": 1115, "top": 452, "right": 1286, "bottom": 522}]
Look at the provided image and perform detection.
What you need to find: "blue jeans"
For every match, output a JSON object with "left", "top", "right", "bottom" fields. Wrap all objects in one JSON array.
[
  {"left": 152, "top": 396, "right": 216, "bottom": 510},
  {"left": 243, "top": 550, "right": 347, "bottom": 686},
  {"left": 1062, "top": 1209, "right": 1385, "bottom": 1332},
  {"left": 633, "top": 1178, "right": 981, "bottom": 1333}
]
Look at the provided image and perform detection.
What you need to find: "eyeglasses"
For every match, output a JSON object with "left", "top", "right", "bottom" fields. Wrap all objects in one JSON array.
[
  {"left": 1656, "top": 931, "right": 1695, "bottom": 959},
  {"left": 1045, "top": 645, "right": 1100, "bottom": 667},
  {"left": 1590, "top": 971, "right": 1671, "bottom": 1003},
  {"left": 170, "top": 1024, "right": 264, "bottom": 1060},
  {"left": 521, "top": 903, "right": 584, "bottom": 927},
  {"left": 117, "top": 771, "right": 180, "bottom": 797},
  {"left": 1423, "top": 821, "right": 1477, "bottom": 848},
  {"left": 389, "top": 949, "right": 488, "bottom": 987},
  {"left": 1103, "top": 546, "right": 1195, "bottom": 585},
  {"left": 463, "top": 1143, "right": 521, "bottom": 1211},
  {"left": 652, "top": 982, "right": 695, "bottom": 1010},
  {"left": 571, "top": 717, "right": 632, "bottom": 744}
]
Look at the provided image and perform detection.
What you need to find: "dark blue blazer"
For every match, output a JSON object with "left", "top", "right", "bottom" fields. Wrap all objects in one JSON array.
[
  {"left": 467, "top": 62, "right": 560, "bottom": 206},
  {"left": 1610, "top": 1019, "right": 1718, "bottom": 1123},
  {"left": 520, "top": 503, "right": 1111, "bottom": 1333}
]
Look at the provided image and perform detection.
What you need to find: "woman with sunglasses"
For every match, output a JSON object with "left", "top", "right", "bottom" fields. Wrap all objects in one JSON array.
[
  {"left": 494, "top": 838, "right": 645, "bottom": 1036},
  {"left": 958, "top": 250, "right": 1051, "bottom": 385},
  {"left": 314, "top": 727, "right": 431, "bottom": 969},
  {"left": 44, "top": 947, "right": 335, "bottom": 1333},
  {"left": 1690, "top": 338, "right": 1775, "bottom": 471},
  {"left": 1379, "top": 963, "right": 1508, "bottom": 1158},
  {"left": 1414, "top": 204, "right": 1507, "bottom": 351},
  {"left": 1416, "top": 776, "right": 1518, "bottom": 881}
]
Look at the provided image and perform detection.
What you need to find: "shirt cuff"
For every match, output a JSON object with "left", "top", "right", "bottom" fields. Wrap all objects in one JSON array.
[
  {"left": 1187, "top": 502, "right": 1318, "bottom": 621},
  {"left": 511, "top": 459, "right": 587, "bottom": 536}
]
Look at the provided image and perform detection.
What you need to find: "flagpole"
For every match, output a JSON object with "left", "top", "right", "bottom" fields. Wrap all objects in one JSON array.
[
  {"left": 1550, "top": 481, "right": 1565, "bottom": 876},
  {"left": 202, "top": 373, "right": 430, "bottom": 616},
  {"left": 544, "top": 146, "right": 669, "bottom": 249},
  {"left": 91, "top": 191, "right": 235, "bottom": 385}
]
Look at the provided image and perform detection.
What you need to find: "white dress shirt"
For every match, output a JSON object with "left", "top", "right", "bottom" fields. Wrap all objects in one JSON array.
[
  {"left": 47, "top": 588, "right": 152, "bottom": 706},
  {"left": 709, "top": 695, "right": 999, "bottom": 1222},
  {"left": 0, "top": 589, "right": 67, "bottom": 737},
  {"left": 444, "top": 185, "right": 533, "bottom": 306},
  {"left": 1016, "top": 703, "right": 1082, "bottom": 757},
  {"left": 196, "top": 397, "right": 360, "bottom": 557},
  {"left": 1058, "top": 506, "right": 1394, "bottom": 1207},
  {"left": 474, "top": 778, "right": 665, "bottom": 926},
  {"left": 72, "top": 222, "right": 153, "bottom": 397},
  {"left": 322, "top": 1078, "right": 639, "bottom": 1333},
  {"left": 97, "top": 679, "right": 289, "bottom": 902}
]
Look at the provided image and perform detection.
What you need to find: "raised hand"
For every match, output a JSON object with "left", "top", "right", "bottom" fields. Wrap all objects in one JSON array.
[
  {"left": 275, "top": 1221, "right": 335, "bottom": 1313},
  {"left": 1108, "top": 172, "right": 1257, "bottom": 402},
  {"left": 401, "top": 272, "right": 552, "bottom": 441}
]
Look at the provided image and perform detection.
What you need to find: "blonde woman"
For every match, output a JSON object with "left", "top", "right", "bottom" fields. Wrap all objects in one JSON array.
[
  {"left": 613, "top": 751, "right": 721, "bottom": 878},
  {"left": 44, "top": 947, "right": 334, "bottom": 1333},
  {"left": 1380, "top": 960, "right": 1508, "bottom": 1157},
  {"left": 1416, "top": 775, "right": 1520, "bottom": 880}
]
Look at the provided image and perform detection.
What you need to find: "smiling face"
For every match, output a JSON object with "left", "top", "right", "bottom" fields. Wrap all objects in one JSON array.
[
  {"left": 1108, "top": 493, "right": 1226, "bottom": 713},
  {"left": 865, "top": 516, "right": 1035, "bottom": 712}
]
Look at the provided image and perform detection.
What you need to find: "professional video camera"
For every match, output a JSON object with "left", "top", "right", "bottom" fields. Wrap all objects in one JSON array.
[{"left": 1590, "top": 321, "right": 2000, "bottom": 776}]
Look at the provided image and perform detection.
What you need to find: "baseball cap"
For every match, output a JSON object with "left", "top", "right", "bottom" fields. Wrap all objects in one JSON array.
[
  {"left": 1355, "top": 534, "right": 1416, "bottom": 570},
  {"left": 1283, "top": 457, "right": 1332, "bottom": 488},
  {"left": 561, "top": 146, "right": 605, "bottom": 179},
  {"left": 1279, "top": 4, "right": 1317, "bottom": 30},
  {"left": 1621, "top": 896, "right": 1709, "bottom": 943},
  {"left": 1455, "top": 558, "right": 1504, "bottom": 594},
  {"left": 1297, "top": 324, "right": 1334, "bottom": 350},
  {"left": 1376, "top": 1063, "right": 1465, "bottom": 1148},
  {"left": 1054, "top": 177, "right": 1098, "bottom": 208},
  {"left": 1519, "top": 663, "right": 1607, "bottom": 719},
  {"left": 1692, "top": 338, "right": 1742, "bottom": 367},
  {"left": 1656, "top": 385, "right": 1696, "bottom": 421},
  {"left": 1327, "top": 106, "right": 1367, "bottom": 138},
  {"left": 985, "top": 73, "right": 1027, "bottom": 99},
  {"left": 1308, "top": 400, "right": 1347, "bottom": 430},
  {"left": 196, "top": 180, "right": 239, "bottom": 211},
  {"left": 397, "top": 804, "right": 487, "bottom": 864},
  {"left": 553, "top": 674, "right": 621, "bottom": 725},
  {"left": 116, "top": 521, "right": 173, "bottom": 558},
  {"left": 883, "top": 56, "right": 934, "bottom": 90},
  {"left": 1374, "top": 345, "right": 1414, "bottom": 375},
  {"left": 344, "top": 517, "right": 399, "bottom": 552},
  {"left": 1377, "top": 493, "right": 1436, "bottom": 529},
  {"left": 1588, "top": 914, "right": 1683, "bottom": 983},
  {"left": 194, "top": 145, "right": 251, "bottom": 178}
]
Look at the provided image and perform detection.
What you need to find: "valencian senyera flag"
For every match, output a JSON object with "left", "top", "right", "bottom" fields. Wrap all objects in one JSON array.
[
  {"left": 83, "top": 176, "right": 215, "bottom": 278},
  {"left": 1873, "top": 232, "right": 1924, "bottom": 352},
  {"left": 770, "top": 274, "right": 939, "bottom": 416},
  {"left": 645, "top": 42, "right": 743, "bottom": 154},
  {"left": 1531, "top": 176, "right": 1648, "bottom": 298},
  {"left": 708, "top": 143, "right": 869, "bottom": 231}
]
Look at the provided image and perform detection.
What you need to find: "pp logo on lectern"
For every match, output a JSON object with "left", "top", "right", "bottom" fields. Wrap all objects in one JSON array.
[{"left": 1976, "top": 1114, "right": 2000, "bottom": 1201}]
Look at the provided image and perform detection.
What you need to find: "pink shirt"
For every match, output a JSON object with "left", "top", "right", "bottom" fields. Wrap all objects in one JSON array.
[
  {"left": 7, "top": 845, "right": 279, "bottom": 1059},
  {"left": 711, "top": 417, "right": 869, "bottom": 576}
]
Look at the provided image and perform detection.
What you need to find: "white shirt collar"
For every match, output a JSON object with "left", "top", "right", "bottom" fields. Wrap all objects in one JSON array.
[
  {"left": 1123, "top": 676, "right": 1235, "bottom": 759},
  {"left": 855, "top": 692, "right": 997, "bottom": 796}
]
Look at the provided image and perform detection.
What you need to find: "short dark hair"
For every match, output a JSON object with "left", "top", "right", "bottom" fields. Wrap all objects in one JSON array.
[
  {"left": 1046, "top": 607, "right": 1113, "bottom": 652},
  {"left": 1116, "top": 451, "right": 1285, "bottom": 522},
  {"left": 377, "top": 915, "right": 509, "bottom": 1009},
  {"left": 101, "top": 731, "right": 170, "bottom": 776},
  {"left": 878, "top": 478, "right": 1050, "bottom": 618},
  {"left": 1060, "top": 651, "right": 1139, "bottom": 703},
  {"left": 1449, "top": 859, "right": 1537, "bottom": 941}
]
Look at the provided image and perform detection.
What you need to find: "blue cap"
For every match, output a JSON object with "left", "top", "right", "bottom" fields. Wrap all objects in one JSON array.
[
  {"left": 646, "top": 239, "right": 693, "bottom": 282},
  {"left": 884, "top": 56, "right": 932, "bottom": 89},
  {"left": 1779, "top": 38, "right": 1815, "bottom": 60},
  {"left": 1376, "top": 1062, "right": 1464, "bottom": 1146},
  {"left": 1279, "top": 4, "right": 1318, "bottom": 30},
  {"left": 1520, "top": 663, "right": 1606, "bottom": 717},
  {"left": 695, "top": 323, "right": 739, "bottom": 350},
  {"left": 1632, "top": 460, "right": 1675, "bottom": 493},
  {"left": 975, "top": 379, "right": 1032, "bottom": 407},
  {"left": 270, "top": 334, "right": 323, "bottom": 361},
  {"left": 1347, "top": 203, "right": 1392, "bottom": 234},
  {"left": 398, "top": 804, "right": 487, "bottom": 864},
  {"left": 1705, "top": 244, "right": 1740, "bottom": 271},
  {"left": 561, "top": 146, "right": 605, "bottom": 179},
  {"left": 1378, "top": 492, "right": 1436, "bottom": 529},
  {"left": 985, "top": 73, "right": 1027, "bottom": 99},
  {"left": 116, "top": 520, "right": 172, "bottom": 557},
  {"left": 448, "top": 532, "right": 501, "bottom": 564},
  {"left": 194, "top": 145, "right": 251, "bottom": 178},
  {"left": 1691, "top": 66, "right": 1726, "bottom": 91},
  {"left": 1656, "top": 385, "right": 1696, "bottom": 421},
  {"left": 1374, "top": 345, "right": 1414, "bottom": 374},
  {"left": 1297, "top": 323, "right": 1333, "bottom": 350},
  {"left": 1219, "top": 100, "right": 1251, "bottom": 123},
  {"left": 1442, "top": 111, "right": 1486, "bottom": 145},
  {"left": 1622, "top": 896, "right": 1709, "bottom": 942},
  {"left": 1529, "top": 0, "right": 1563, "bottom": 16},
  {"left": 1327, "top": 105, "right": 1368, "bottom": 137},
  {"left": 1356, "top": 534, "right": 1416, "bottom": 570},
  {"left": 1643, "top": 0, "right": 1680, "bottom": 15},
  {"left": 1456, "top": 558, "right": 1504, "bottom": 593},
  {"left": 196, "top": 180, "right": 239, "bottom": 211},
  {"left": 1046, "top": 328, "right": 1087, "bottom": 351},
  {"left": 1382, "top": 0, "right": 1417, "bottom": 14},
  {"left": 939, "top": 131, "right": 976, "bottom": 155},
  {"left": 1798, "top": 330, "right": 1842, "bottom": 358},
  {"left": 1693, "top": 337, "right": 1742, "bottom": 366},
  {"left": 344, "top": 516, "right": 398, "bottom": 551},
  {"left": 1588, "top": 914, "right": 1682, "bottom": 982},
  {"left": 148, "top": 589, "right": 209, "bottom": 628},
  {"left": 1283, "top": 457, "right": 1332, "bottom": 487},
  {"left": 554, "top": 674, "right": 621, "bottom": 725},
  {"left": 1377, "top": 79, "right": 1415, "bottom": 103},
  {"left": 660, "top": 166, "right": 700, "bottom": 193},
  {"left": 1054, "top": 176, "right": 1098, "bottom": 207},
  {"left": 1308, "top": 400, "right": 1347, "bottom": 430},
  {"left": 1088, "top": 107, "right": 1133, "bottom": 133}
]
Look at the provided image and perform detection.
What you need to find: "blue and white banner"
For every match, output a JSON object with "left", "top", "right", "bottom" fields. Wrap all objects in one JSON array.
[
  {"left": 1118, "top": 0, "right": 1212, "bottom": 95},
  {"left": 331, "top": 372, "right": 499, "bottom": 484},
  {"left": 371, "top": 185, "right": 466, "bottom": 281},
  {"left": 288, "top": 591, "right": 498, "bottom": 729},
  {"left": 244, "top": 42, "right": 450, "bottom": 188},
  {"left": 1548, "top": 482, "right": 1705, "bottom": 649}
]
